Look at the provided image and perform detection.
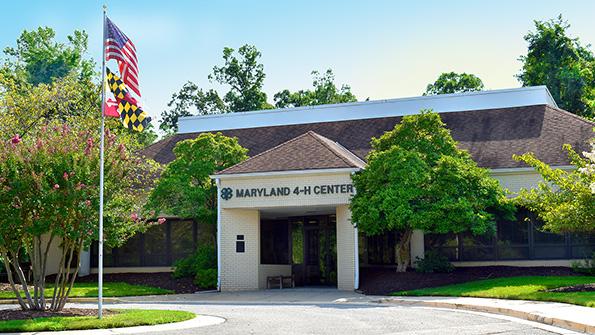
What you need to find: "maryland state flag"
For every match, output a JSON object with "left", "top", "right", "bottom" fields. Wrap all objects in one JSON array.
[{"left": 105, "top": 67, "right": 151, "bottom": 132}]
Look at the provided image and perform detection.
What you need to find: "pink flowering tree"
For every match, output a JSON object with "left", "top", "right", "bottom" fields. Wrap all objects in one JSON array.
[{"left": 0, "top": 124, "right": 160, "bottom": 311}]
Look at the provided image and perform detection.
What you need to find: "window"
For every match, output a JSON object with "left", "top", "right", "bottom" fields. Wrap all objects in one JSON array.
[
  {"left": 424, "top": 208, "right": 595, "bottom": 262},
  {"left": 91, "top": 219, "right": 198, "bottom": 267},
  {"left": 260, "top": 220, "right": 290, "bottom": 264},
  {"left": 367, "top": 232, "right": 396, "bottom": 265}
]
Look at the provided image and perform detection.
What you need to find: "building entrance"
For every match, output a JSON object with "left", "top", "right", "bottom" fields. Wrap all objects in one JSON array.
[{"left": 290, "top": 215, "right": 337, "bottom": 286}]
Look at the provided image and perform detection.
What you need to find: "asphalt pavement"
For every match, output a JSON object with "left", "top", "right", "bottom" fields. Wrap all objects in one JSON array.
[{"left": 96, "top": 302, "right": 577, "bottom": 335}]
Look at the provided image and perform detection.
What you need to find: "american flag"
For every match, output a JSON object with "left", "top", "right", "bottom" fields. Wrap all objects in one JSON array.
[{"left": 105, "top": 17, "right": 141, "bottom": 97}]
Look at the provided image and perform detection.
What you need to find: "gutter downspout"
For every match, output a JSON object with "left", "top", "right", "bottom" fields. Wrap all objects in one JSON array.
[
  {"left": 215, "top": 178, "right": 222, "bottom": 292},
  {"left": 351, "top": 171, "right": 359, "bottom": 291}
]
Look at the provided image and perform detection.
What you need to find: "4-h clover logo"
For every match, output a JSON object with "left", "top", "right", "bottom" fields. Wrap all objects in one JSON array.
[{"left": 221, "top": 187, "right": 233, "bottom": 200}]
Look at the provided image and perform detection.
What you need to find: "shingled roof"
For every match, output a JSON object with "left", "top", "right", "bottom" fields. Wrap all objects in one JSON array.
[
  {"left": 142, "top": 105, "right": 594, "bottom": 169},
  {"left": 216, "top": 131, "right": 365, "bottom": 175}
]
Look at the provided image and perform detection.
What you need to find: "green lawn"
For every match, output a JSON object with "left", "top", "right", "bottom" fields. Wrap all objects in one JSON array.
[
  {"left": 0, "top": 309, "right": 195, "bottom": 332},
  {"left": 0, "top": 282, "right": 173, "bottom": 299},
  {"left": 393, "top": 276, "right": 595, "bottom": 307}
]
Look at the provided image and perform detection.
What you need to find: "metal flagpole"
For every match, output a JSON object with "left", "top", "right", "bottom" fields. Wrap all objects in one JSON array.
[{"left": 98, "top": 4, "right": 107, "bottom": 320}]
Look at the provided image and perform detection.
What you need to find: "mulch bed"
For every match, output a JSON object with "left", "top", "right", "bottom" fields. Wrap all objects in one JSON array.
[
  {"left": 74, "top": 272, "right": 201, "bottom": 294},
  {"left": 548, "top": 283, "right": 595, "bottom": 292},
  {"left": 0, "top": 308, "right": 117, "bottom": 321},
  {"left": 359, "top": 266, "right": 580, "bottom": 295}
]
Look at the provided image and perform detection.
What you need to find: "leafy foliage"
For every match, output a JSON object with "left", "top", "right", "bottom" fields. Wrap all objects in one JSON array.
[
  {"left": 274, "top": 69, "right": 357, "bottom": 108},
  {"left": 0, "top": 27, "right": 156, "bottom": 148},
  {"left": 518, "top": 15, "right": 595, "bottom": 118},
  {"left": 513, "top": 140, "right": 595, "bottom": 233},
  {"left": 414, "top": 251, "right": 454, "bottom": 273},
  {"left": 148, "top": 132, "right": 248, "bottom": 225},
  {"left": 351, "top": 111, "right": 510, "bottom": 271},
  {"left": 0, "top": 123, "right": 160, "bottom": 311},
  {"left": 160, "top": 45, "right": 271, "bottom": 133},
  {"left": 424, "top": 72, "right": 484, "bottom": 95},
  {"left": 194, "top": 268, "right": 217, "bottom": 289},
  {"left": 2, "top": 27, "right": 95, "bottom": 86},
  {"left": 172, "top": 246, "right": 217, "bottom": 289},
  {"left": 571, "top": 252, "right": 595, "bottom": 275}
]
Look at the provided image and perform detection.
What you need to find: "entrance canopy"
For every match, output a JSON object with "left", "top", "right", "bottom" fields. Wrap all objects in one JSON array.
[{"left": 212, "top": 131, "right": 363, "bottom": 292}]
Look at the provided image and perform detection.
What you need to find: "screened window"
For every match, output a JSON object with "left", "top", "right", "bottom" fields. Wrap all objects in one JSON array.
[{"left": 91, "top": 219, "right": 197, "bottom": 267}]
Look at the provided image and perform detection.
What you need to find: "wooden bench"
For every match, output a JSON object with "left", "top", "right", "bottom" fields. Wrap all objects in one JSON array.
[{"left": 266, "top": 275, "right": 295, "bottom": 289}]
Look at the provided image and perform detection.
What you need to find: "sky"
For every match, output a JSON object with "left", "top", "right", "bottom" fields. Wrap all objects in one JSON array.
[{"left": 2, "top": 0, "right": 595, "bottom": 134}]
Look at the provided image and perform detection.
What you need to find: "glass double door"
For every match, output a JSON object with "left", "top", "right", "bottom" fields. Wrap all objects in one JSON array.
[{"left": 291, "top": 215, "right": 337, "bottom": 286}]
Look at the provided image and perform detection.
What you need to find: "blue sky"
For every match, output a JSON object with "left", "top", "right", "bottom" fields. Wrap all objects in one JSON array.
[{"left": 3, "top": 1, "right": 595, "bottom": 132}]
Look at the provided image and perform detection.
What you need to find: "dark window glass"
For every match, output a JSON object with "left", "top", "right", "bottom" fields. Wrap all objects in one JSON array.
[
  {"left": 91, "top": 219, "right": 199, "bottom": 268},
  {"left": 570, "top": 234, "right": 595, "bottom": 259},
  {"left": 261, "top": 220, "right": 290, "bottom": 264},
  {"left": 117, "top": 234, "right": 141, "bottom": 266},
  {"left": 367, "top": 232, "right": 396, "bottom": 264},
  {"left": 425, "top": 233, "right": 460, "bottom": 261},
  {"left": 171, "top": 220, "right": 195, "bottom": 262},
  {"left": 143, "top": 224, "right": 168, "bottom": 266},
  {"left": 292, "top": 220, "right": 304, "bottom": 264},
  {"left": 461, "top": 233, "right": 495, "bottom": 261},
  {"left": 497, "top": 215, "right": 529, "bottom": 260},
  {"left": 532, "top": 220, "right": 567, "bottom": 259}
]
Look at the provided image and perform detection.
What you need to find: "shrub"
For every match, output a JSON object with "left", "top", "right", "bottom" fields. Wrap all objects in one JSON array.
[
  {"left": 194, "top": 268, "right": 217, "bottom": 289},
  {"left": 414, "top": 251, "right": 454, "bottom": 273},
  {"left": 173, "top": 246, "right": 217, "bottom": 279},
  {"left": 571, "top": 252, "right": 595, "bottom": 275}
]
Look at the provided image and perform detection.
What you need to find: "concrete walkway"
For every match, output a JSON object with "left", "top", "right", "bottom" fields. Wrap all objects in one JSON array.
[
  {"left": 119, "top": 287, "right": 373, "bottom": 305},
  {"left": 377, "top": 296, "right": 595, "bottom": 334}
]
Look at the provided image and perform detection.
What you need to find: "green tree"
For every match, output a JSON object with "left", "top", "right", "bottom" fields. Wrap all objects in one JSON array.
[
  {"left": 148, "top": 133, "right": 248, "bottom": 234},
  {"left": 0, "top": 123, "right": 160, "bottom": 311},
  {"left": 514, "top": 139, "right": 595, "bottom": 233},
  {"left": 2, "top": 27, "right": 94, "bottom": 86},
  {"left": 274, "top": 69, "right": 357, "bottom": 108},
  {"left": 160, "top": 45, "right": 272, "bottom": 134},
  {"left": 518, "top": 15, "right": 595, "bottom": 118},
  {"left": 210, "top": 45, "right": 273, "bottom": 113},
  {"left": 351, "top": 111, "right": 509, "bottom": 272},
  {"left": 424, "top": 72, "right": 484, "bottom": 95},
  {"left": 159, "top": 81, "right": 225, "bottom": 134},
  {"left": 1, "top": 27, "right": 157, "bottom": 147}
]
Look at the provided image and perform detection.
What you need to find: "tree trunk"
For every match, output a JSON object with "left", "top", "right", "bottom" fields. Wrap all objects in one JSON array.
[
  {"left": 395, "top": 230, "right": 412, "bottom": 272},
  {"left": 1, "top": 252, "right": 28, "bottom": 310}
]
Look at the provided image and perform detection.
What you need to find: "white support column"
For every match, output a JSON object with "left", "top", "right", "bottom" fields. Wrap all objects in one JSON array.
[
  {"left": 79, "top": 250, "right": 91, "bottom": 277},
  {"left": 410, "top": 229, "right": 425, "bottom": 268},
  {"left": 336, "top": 204, "right": 356, "bottom": 291}
]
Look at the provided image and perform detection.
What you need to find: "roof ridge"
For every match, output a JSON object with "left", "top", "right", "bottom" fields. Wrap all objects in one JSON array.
[
  {"left": 308, "top": 132, "right": 364, "bottom": 168},
  {"left": 217, "top": 131, "right": 314, "bottom": 174}
]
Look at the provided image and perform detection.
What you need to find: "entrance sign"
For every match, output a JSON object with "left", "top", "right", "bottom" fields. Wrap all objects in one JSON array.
[{"left": 220, "top": 183, "right": 354, "bottom": 200}]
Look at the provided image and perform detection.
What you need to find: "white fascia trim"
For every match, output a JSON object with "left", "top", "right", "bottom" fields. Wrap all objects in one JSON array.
[
  {"left": 490, "top": 165, "right": 574, "bottom": 175},
  {"left": 210, "top": 167, "right": 361, "bottom": 180},
  {"left": 178, "top": 86, "right": 557, "bottom": 133}
]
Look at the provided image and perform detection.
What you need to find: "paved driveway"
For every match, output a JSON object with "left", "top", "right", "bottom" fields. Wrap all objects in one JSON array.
[
  {"left": 1, "top": 289, "right": 579, "bottom": 334},
  {"left": 102, "top": 302, "right": 570, "bottom": 335},
  {"left": 113, "top": 288, "right": 574, "bottom": 335}
]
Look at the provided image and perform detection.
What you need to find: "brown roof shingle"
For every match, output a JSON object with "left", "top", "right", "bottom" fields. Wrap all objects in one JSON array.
[
  {"left": 142, "top": 105, "right": 594, "bottom": 169},
  {"left": 217, "top": 131, "right": 365, "bottom": 174}
]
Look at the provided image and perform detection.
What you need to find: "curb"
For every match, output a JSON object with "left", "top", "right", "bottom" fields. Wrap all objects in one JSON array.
[
  {"left": 378, "top": 298, "right": 594, "bottom": 334},
  {"left": 0, "top": 297, "right": 122, "bottom": 305}
]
